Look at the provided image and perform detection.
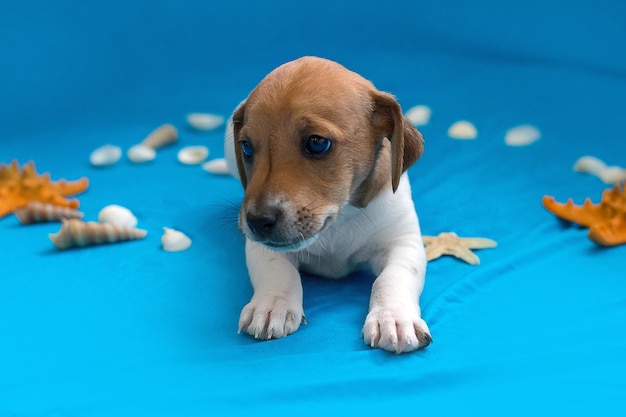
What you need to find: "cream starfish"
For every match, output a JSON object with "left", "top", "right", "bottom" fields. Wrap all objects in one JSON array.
[{"left": 422, "top": 232, "right": 497, "bottom": 265}]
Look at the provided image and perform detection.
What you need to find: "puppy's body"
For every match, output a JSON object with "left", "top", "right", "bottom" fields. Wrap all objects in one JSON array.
[{"left": 225, "top": 56, "right": 431, "bottom": 353}]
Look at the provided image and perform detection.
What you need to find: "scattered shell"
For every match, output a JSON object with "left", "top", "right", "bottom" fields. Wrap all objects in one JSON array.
[
  {"left": 161, "top": 227, "right": 192, "bottom": 252},
  {"left": 49, "top": 219, "right": 147, "bottom": 250},
  {"left": 202, "top": 158, "right": 230, "bottom": 175},
  {"left": 599, "top": 166, "right": 626, "bottom": 184},
  {"left": 178, "top": 145, "right": 209, "bottom": 165},
  {"left": 98, "top": 204, "right": 138, "bottom": 228},
  {"left": 573, "top": 156, "right": 607, "bottom": 175},
  {"left": 186, "top": 113, "right": 225, "bottom": 131},
  {"left": 127, "top": 144, "right": 156, "bottom": 163},
  {"left": 573, "top": 156, "right": 626, "bottom": 184},
  {"left": 14, "top": 202, "right": 84, "bottom": 224},
  {"left": 505, "top": 125, "right": 541, "bottom": 146},
  {"left": 90, "top": 144, "right": 122, "bottom": 167},
  {"left": 141, "top": 124, "right": 178, "bottom": 149},
  {"left": 448, "top": 121, "right": 477, "bottom": 140},
  {"left": 404, "top": 105, "right": 431, "bottom": 126}
]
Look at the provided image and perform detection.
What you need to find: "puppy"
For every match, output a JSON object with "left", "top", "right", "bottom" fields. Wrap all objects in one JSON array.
[{"left": 224, "top": 56, "right": 431, "bottom": 353}]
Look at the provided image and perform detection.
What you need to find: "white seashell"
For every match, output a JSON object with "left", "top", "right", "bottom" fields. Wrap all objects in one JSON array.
[
  {"left": 599, "top": 166, "right": 626, "bottom": 184},
  {"left": 505, "top": 125, "right": 541, "bottom": 146},
  {"left": 141, "top": 124, "right": 178, "bottom": 149},
  {"left": 178, "top": 145, "right": 209, "bottom": 165},
  {"left": 90, "top": 144, "right": 122, "bottom": 166},
  {"left": 573, "top": 155, "right": 607, "bottom": 175},
  {"left": 448, "top": 120, "right": 477, "bottom": 140},
  {"left": 202, "top": 158, "right": 230, "bottom": 175},
  {"left": 186, "top": 113, "right": 225, "bottom": 131},
  {"left": 404, "top": 105, "right": 431, "bottom": 126},
  {"left": 98, "top": 204, "right": 138, "bottom": 228},
  {"left": 49, "top": 219, "right": 147, "bottom": 250},
  {"left": 127, "top": 144, "right": 157, "bottom": 163},
  {"left": 161, "top": 227, "right": 192, "bottom": 252}
]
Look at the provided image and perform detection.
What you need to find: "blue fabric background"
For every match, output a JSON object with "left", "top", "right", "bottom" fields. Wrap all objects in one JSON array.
[{"left": 1, "top": 1, "right": 625, "bottom": 415}]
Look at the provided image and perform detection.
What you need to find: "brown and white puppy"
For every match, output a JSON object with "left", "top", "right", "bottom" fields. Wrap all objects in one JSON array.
[{"left": 224, "top": 56, "right": 431, "bottom": 353}]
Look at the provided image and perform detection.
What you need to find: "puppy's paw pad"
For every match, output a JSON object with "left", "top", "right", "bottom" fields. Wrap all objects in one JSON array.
[
  {"left": 362, "top": 308, "right": 431, "bottom": 353},
  {"left": 238, "top": 295, "right": 304, "bottom": 340}
]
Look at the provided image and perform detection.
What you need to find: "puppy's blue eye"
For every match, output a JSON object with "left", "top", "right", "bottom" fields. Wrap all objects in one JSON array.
[
  {"left": 304, "top": 135, "right": 332, "bottom": 155},
  {"left": 239, "top": 140, "right": 254, "bottom": 159}
]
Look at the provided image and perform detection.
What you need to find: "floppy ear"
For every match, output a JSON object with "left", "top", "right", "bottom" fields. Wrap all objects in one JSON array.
[
  {"left": 371, "top": 92, "right": 425, "bottom": 192},
  {"left": 232, "top": 101, "right": 248, "bottom": 189}
]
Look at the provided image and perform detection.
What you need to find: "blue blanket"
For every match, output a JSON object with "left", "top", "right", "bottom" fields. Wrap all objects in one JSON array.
[{"left": 2, "top": 1, "right": 625, "bottom": 415}]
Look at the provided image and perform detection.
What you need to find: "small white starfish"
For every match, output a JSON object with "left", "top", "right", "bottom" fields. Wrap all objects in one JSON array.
[{"left": 422, "top": 232, "right": 497, "bottom": 265}]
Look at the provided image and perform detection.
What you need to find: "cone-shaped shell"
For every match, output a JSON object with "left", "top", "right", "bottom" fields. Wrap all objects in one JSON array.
[
  {"left": 141, "top": 124, "right": 178, "bottom": 149},
  {"left": 49, "top": 219, "right": 147, "bottom": 250},
  {"left": 15, "top": 201, "right": 84, "bottom": 224}
]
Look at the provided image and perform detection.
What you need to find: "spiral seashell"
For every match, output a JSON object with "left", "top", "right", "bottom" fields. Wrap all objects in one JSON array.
[
  {"left": 98, "top": 204, "right": 138, "bottom": 228},
  {"left": 141, "top": 124, "right": 178, "bottom": 149},
  {"left": 49, "top": 219, "right": 147, "bottom": 250},
  {"left": 14, "top": 201, "right": 84, "bottom": 224},
  {"left": 161, "top": 227, "right": 192, "bottom": 252}
]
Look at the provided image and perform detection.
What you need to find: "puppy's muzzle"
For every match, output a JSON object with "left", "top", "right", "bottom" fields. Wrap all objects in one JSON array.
[{"left": 241, "top": 201, "right": 336, "bottom": 252}]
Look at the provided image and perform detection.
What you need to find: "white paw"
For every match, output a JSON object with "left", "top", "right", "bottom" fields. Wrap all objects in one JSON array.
[
  {"left": 238, "top": 294, "right": 305, "bottom": 340},
  {"left": 362, "top": 307, "right": 432, "bottom": 353}
]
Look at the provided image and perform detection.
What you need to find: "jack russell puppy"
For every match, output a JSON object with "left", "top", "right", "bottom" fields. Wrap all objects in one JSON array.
[{"left": 224, "top": 56, "right": 431, "bottom": 353}]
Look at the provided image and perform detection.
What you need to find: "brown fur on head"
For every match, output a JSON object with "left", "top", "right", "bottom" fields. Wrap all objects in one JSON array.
[{"left": 232, "top": 56, "right": 424, "bottom": 250}]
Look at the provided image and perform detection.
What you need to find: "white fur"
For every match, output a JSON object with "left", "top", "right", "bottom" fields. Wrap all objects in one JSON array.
[{"left": 225, "top": 108, "right": 431, "bottom": 353}]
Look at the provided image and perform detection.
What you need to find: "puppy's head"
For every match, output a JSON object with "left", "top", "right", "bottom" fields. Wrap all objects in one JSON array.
[{"left": 232, "top": 56, "right": 424, "bottom": 252}]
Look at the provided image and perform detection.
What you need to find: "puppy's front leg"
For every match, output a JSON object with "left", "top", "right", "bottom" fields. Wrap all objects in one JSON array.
[
  {"left": 238, "top": 239, "right": 305, "bottom": 340},
  {"left": 363, "top": 241, "right": 432, "bottom": 353}
]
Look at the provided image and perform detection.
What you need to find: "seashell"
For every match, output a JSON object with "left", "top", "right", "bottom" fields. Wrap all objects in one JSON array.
[
  {"left": 404, "top": 105, "right": 431, "bottom": 126},
  {"left": 505, "top": 124, "right": 541, "bottom": 146},
  {"left": 201, "top": 158, "right": 230, "bottom": 175},
  {"left": 573, "top": 156, "right": 607, "bottom": 175},
  {"left": 49, "top": 219, "right": 147, "bottom": 250},
  {"left": 186, "top": 113, "right": 225, "bottom": 131},
  {"left": 161, "top": 227, "right": 192, "bottom": 252},
  {"left": 141, "top": 124, "right": 178, "bottom": 149},
  {"left": 177, "top": 145, "right": 209, "bottom": 165},
  {"left": 599, "top": 166, "right": 626, "bottom": 184},
  {"left": 98, "top": 204, "right": 138, "bottom": 228},
  {"left": 14, "top": 201, "right": 84, "bottom": 224},
  {"left": 90, "top": 144, "right": 122, "bottom": 166},
  {"left": 448, "top": 120, "right": 477, "bottom": 140},
  {"left": 127, "top": 144, "right": 156, "bottom": 163}
]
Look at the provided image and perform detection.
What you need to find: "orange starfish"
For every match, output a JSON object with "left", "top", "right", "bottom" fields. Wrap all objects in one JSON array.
[
  {"left": 542, "top": 183, "right": 626, "bottom": 246},
  {"left": 0, "top": 160, "right": 89, "bottom": 218}
]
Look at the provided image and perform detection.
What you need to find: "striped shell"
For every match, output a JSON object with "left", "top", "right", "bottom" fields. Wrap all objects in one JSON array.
[
  {"left": 141, "top": 124, "right": 178, "bottom": 149},
  {"left": 49, "top": 219, "right": 147, "bottom": 250},
  {"left": 14, "top": 202, "right": 84, "bottom": 224}
]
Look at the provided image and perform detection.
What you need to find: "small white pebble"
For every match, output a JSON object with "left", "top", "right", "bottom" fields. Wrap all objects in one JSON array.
[
  {"left": 404, "top": 105, "right": 431, "bottom": 126},
  {"left": 90, "top": 144, "right": 122, "bottom": 167},
  {"left": 186, "top": 113, "right": 225, "bottom": 131},
  {"left": 599, "top": 166, "right": 626, "bottom": 184},
  {"left": 127, "top": 144, "right": 156, "bottom": 163},
  {"left": 573, "top": 155, "right": 607, "bottom": 175},
  {"left": 505, "top": 125, "right": 541, "bottom": 146},
  {"left": 177, "top": 146, "right": 209, "bottom": 165},
  {"left": 202, "top": 158, "right": 230, "bottom": 175},
  {"left": 448, "top": 121, "right": 477, "bottom": 140},
  {"left": 161, "top": 227, "right": 192, "bottom": 252}
]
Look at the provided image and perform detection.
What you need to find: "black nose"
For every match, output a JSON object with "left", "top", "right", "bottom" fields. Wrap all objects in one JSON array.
[{"left": 246, "top": 209, "right": 280, "bottom": 238}]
